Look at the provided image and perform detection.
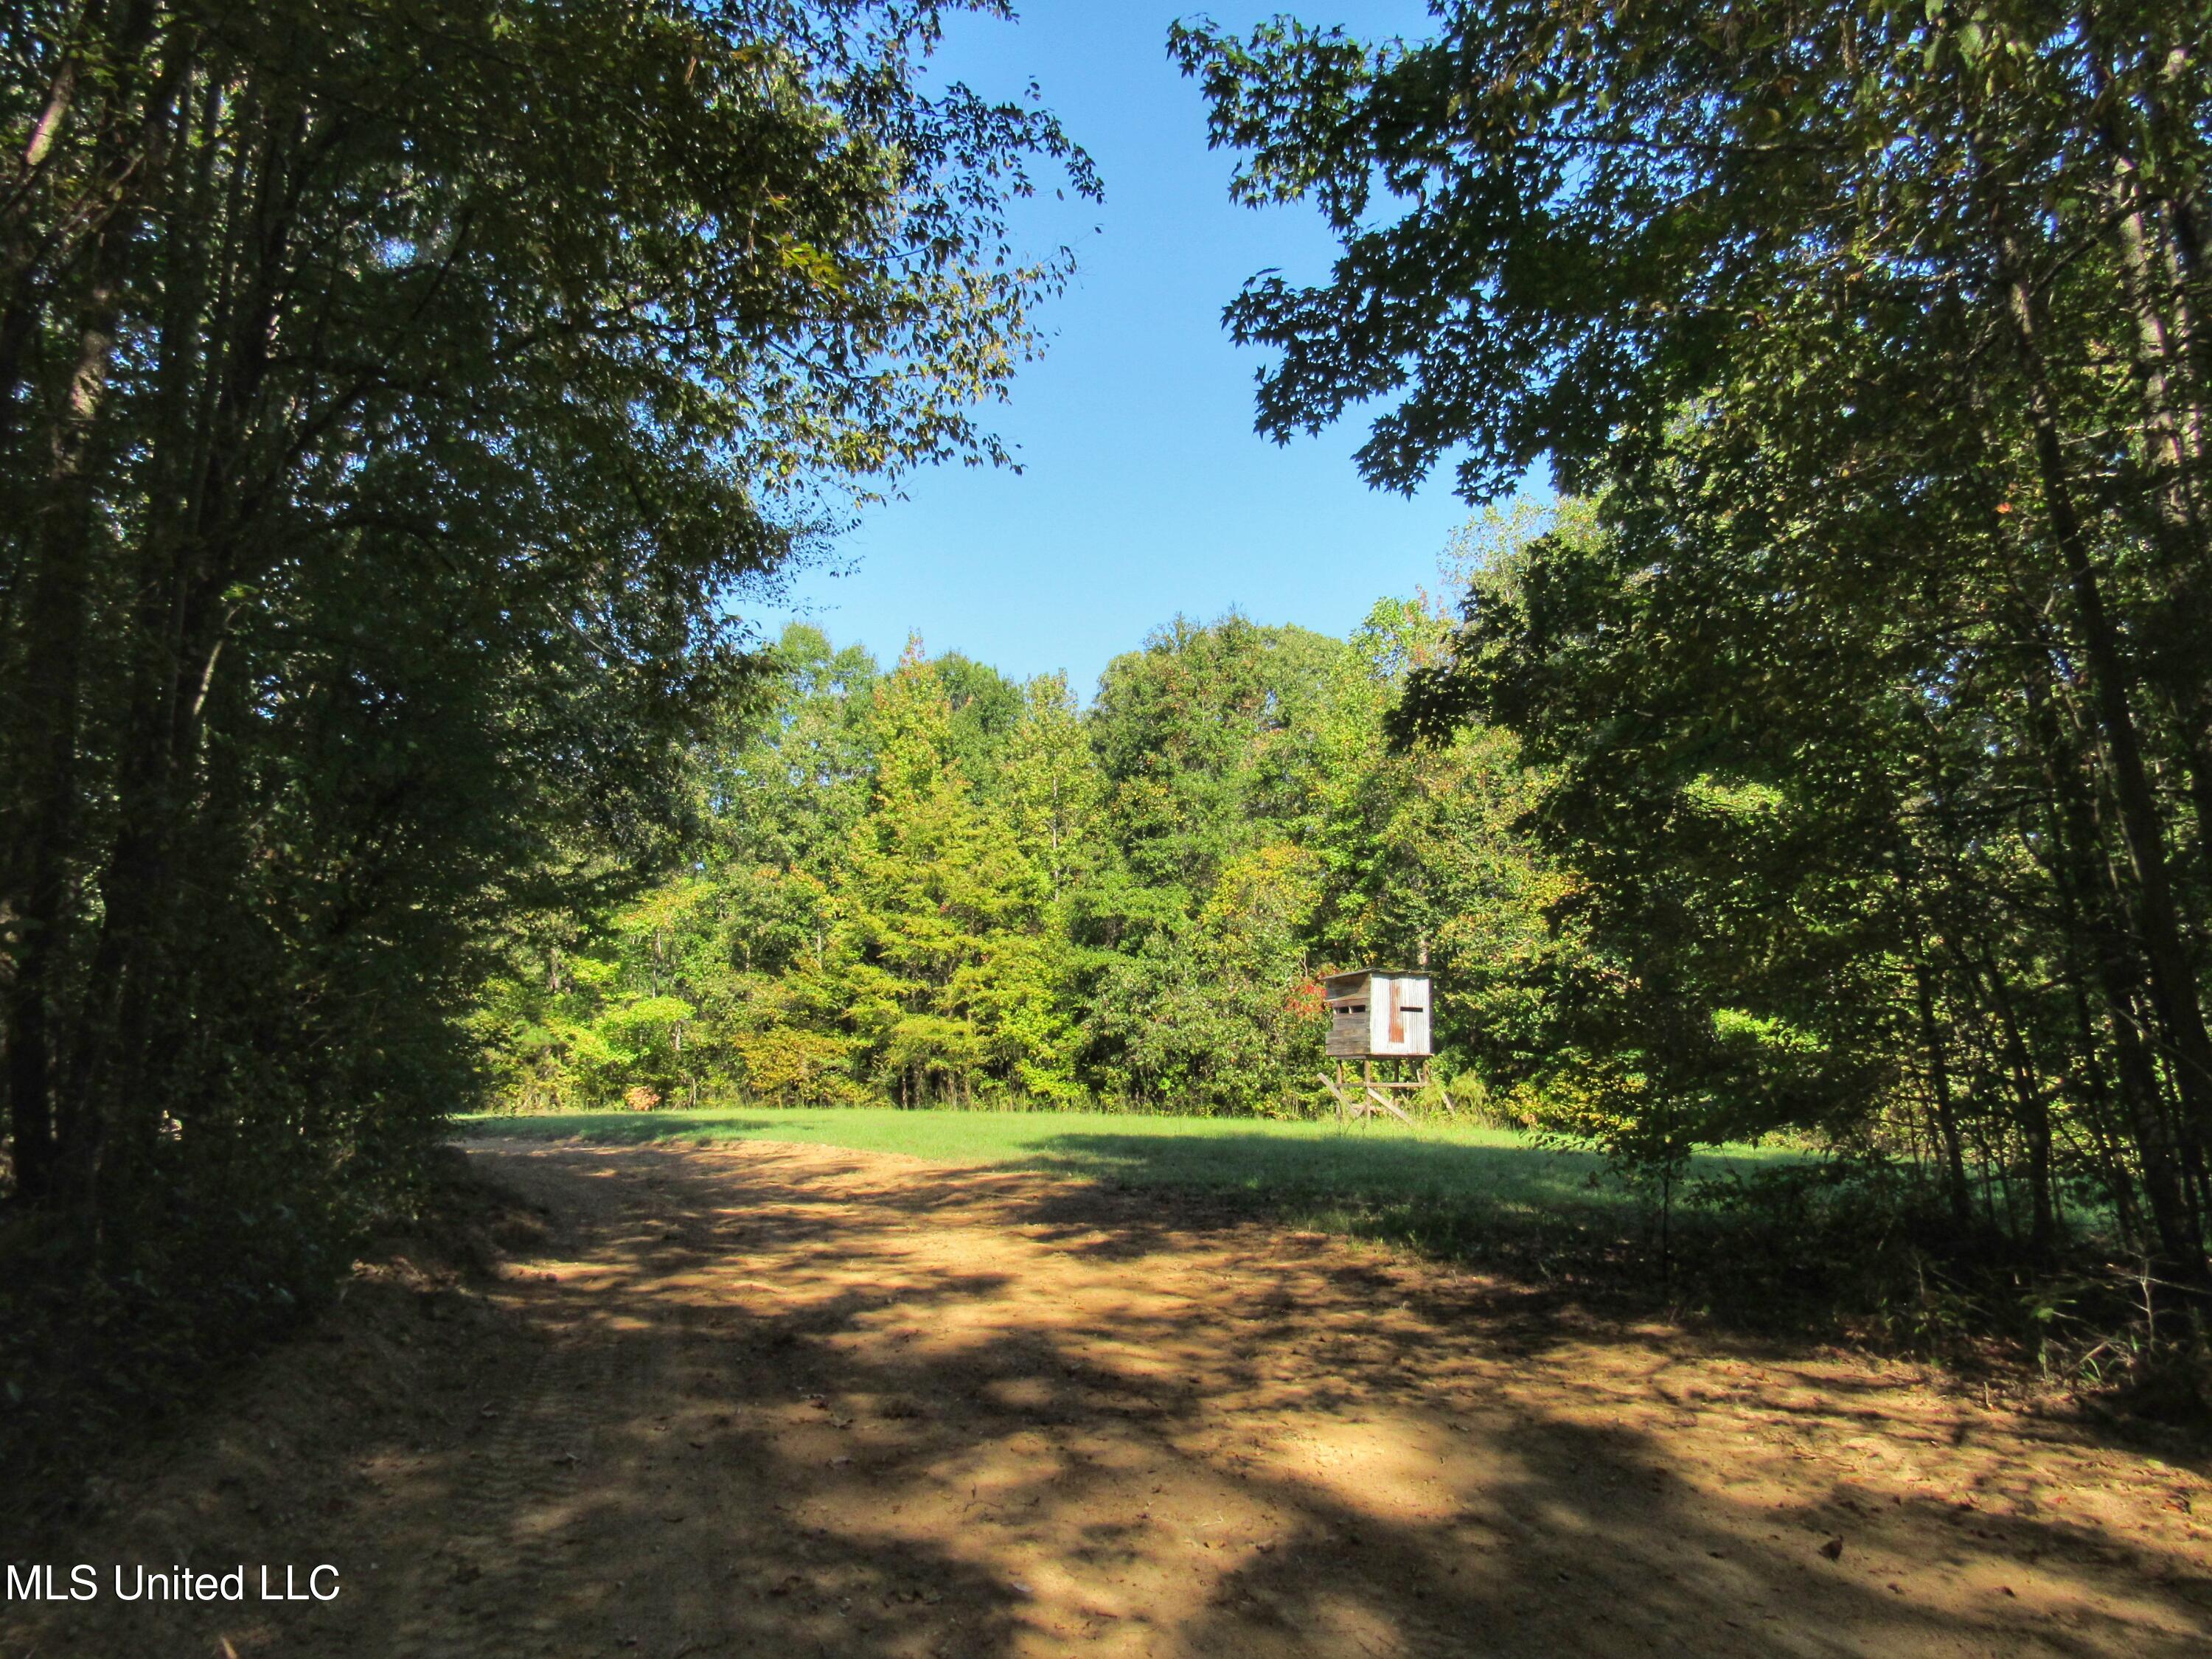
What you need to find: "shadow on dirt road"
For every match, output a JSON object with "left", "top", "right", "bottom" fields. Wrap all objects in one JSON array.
[{"left": 5, "top": 1138, "right": 2208, "bottom": 1658}]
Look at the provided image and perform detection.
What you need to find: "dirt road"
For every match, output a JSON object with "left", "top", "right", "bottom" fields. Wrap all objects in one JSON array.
[{"left": 7, "top": 1138, "right": 2210, "bottom": 1658}]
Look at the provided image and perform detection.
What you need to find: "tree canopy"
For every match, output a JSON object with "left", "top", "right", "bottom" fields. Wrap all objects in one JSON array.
[
  {"left": 473, "top": 609, "right": 1559, "bottom": 1119},
  {"left": 0, "top": 0, "right": 1093, "bottom": 1377},
  {"left": 1175, "top": 1, "right": 2212, "bottom": 1275}
]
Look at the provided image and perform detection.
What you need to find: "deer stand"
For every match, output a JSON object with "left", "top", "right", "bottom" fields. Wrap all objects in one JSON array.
[{"left": 1318, "top": 967, "right": 1453, "bottom": 1127}]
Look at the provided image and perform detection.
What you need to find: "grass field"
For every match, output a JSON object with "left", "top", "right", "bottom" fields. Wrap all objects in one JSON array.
[{"left": 459, "top": 1107, "right": 1801, "bottom": 1271}]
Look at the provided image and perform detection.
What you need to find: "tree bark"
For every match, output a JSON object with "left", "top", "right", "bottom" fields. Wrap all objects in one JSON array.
[
  {"left": 1914, "top": 956, "right": 1972, "bottom": 1229},
  {"left": 2023, "top": 644, "right": 2202, "bottom": 1267},
  {"left": 3, "top": 260, "right": 128, "bottom": 1203},
  {"left": 1995, "top": 236, "right": 2212, "bottom": 1273},
  {"left": 3, "top": 11, "right": 184, "bottom": 1206}
]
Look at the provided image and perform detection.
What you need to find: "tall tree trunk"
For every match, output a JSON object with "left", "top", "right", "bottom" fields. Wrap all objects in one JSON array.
[
  {"left": 1914, "top": 956, "right": 1972, "bottom": 1228},
  {"left": 71, "top": 73, "right": 298, "bottom": 1192},
  {"left": 2024, "top": 654, "right": 2202, "bottom": 1266},
  {"left": 1, "top": 0, "right": 170, "bottom": 1206},
  {"left": 1975, "top": 946, "right": 2058, "bottom": 1254},
  {"left": 2043, "top": 785, "right": 2148, "bottom": 1248},
  {"left": 3, "top": 264, "right": 127, "bottom": 1203},
  {"left": 1996, "top": 233, "right": 2212, "bottom": 1273},
  {"left": 2095, "top": 127, "right": 2212, "bottom": 881},
  {"left": 60, "top": 64, "right": 216, "bottom": 1191},
  {"left": 3, "top": 2, "right": 190, "bottom": 1212}
]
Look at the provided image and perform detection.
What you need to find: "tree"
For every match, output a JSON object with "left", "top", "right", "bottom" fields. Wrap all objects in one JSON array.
[
  {"left": 832, "top": 644, "right": 1072, "bottom": 1105},
  {"left": 1004, "top": 671, "right": 1101, "bottom": 902},
  {"left": 1315, "top": 592, "right": 1570, "bottom": 1105},
  {"left": 471, "top": 594, "right": 1573, "bottom": 1124},
  {"left": 0, "top": 0, "right": 1093, "bottom": 1263},
  {"left": 1175, "top": 2, "right": 2212, "bottom": 1272}
]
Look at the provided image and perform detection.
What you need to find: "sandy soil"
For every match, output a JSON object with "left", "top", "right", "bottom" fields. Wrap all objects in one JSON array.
[{"left": 5, "top": 1137, "right": 2211, "bottom": 1658}]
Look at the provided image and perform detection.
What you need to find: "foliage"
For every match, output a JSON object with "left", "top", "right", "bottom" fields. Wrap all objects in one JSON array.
[
  {"left": 473, "top": 610, "right": 1565, "bottom": 1116},
  {"left": 0, "top": 0, "right": 1093, "bottom": 1457},
  {"left": 1173, "top": 0, "right": 2212, "bottom": 1297}
]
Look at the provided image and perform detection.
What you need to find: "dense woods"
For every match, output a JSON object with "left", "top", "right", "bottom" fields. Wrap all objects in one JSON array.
[
  {"left": 470, "top": 604, "right": 1557, "bottom": 1119},
  {"left": 0, "top": 0, "right": 1087, "bottom": 1426}
]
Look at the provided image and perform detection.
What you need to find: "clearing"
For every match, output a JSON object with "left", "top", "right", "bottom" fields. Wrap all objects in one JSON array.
[
  {"left": 456, "top": 1106, "right": 1794, "bottom": 1265},
  {"left": 5, "top": 1132, "right": 2208, "bottom": 1658}
]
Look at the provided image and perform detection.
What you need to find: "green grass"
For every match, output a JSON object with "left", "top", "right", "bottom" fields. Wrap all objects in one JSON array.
[{"left": 456, "top": 1107, "right": 1799, "bottom": 1267}]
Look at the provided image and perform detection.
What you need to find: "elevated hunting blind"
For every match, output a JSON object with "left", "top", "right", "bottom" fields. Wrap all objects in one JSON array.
[
  {"left": 1323, "top": 968, "right": 1431, "bottom": 1059},
  {"left": 1316, "top": 967, "right": 1452, "bottom": 1124}
]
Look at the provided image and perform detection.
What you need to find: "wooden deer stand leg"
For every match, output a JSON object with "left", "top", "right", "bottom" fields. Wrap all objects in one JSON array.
[
  {"left": 1361, "top": 1057, "right": 1414, "bottom": 1125},
  {"left": 1316, "top": 1061, "right": 1350, "bottom": 1123}
]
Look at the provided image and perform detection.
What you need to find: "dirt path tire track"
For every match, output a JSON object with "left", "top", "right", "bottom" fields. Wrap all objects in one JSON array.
[{"left": 381, "top": 1335, "right": 641, "bottom": 1659}]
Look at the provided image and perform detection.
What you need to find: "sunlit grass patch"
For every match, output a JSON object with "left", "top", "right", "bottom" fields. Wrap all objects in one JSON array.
[{"left": 456, "top": 1106, "right": 1795, "bottom": 1256}]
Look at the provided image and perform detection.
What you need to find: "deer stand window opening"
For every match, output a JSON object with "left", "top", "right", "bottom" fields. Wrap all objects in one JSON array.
[{"left": 1315, "top": 968, "right": 1453, "bottom": 1124}]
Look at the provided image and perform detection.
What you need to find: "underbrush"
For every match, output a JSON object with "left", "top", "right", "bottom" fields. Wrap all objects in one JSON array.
[
  {"left": 1223, "top": 1164, "right": 2211, "bottom": 1430},
  {"left": 1670, "top": 1160, "right": 2212, "bottom": 1424},
  {"left": 0, "top": 1134, "right": 476, "bottom": 1523}
]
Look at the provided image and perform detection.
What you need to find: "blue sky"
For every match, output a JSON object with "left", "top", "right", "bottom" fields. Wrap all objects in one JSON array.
[{"left": 750, "top": 1, "right": 1503, "bottom": 696}]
